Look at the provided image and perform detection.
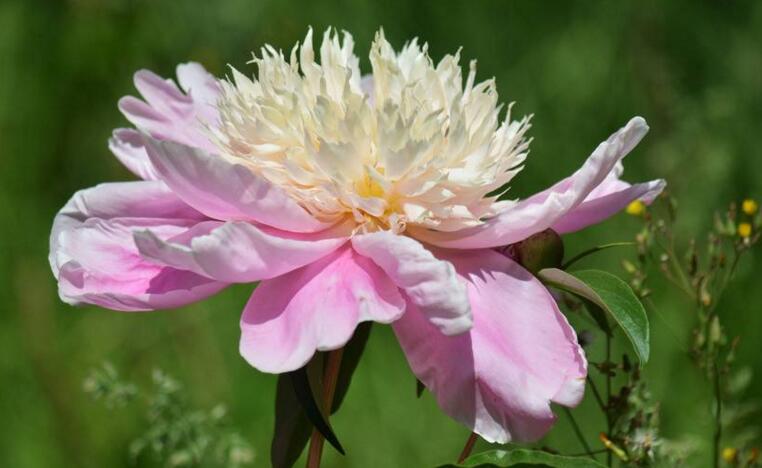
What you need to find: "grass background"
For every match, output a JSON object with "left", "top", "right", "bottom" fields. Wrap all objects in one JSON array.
[{"left": 1, "top": 0, "right": 761, "bottom": 466}]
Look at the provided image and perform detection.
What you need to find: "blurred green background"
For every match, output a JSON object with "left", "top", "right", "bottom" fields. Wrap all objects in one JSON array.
[{"left": 1, "top": 0, "right": 761, "bottom": 466}]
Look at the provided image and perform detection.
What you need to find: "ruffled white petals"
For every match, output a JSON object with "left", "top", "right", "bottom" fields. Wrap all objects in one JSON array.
[
  {"left": 211, "top": 29, "right": 530, "bottom": 233},
  {"left": 409, "top": 117, "right": 649, "bottom": 248}
]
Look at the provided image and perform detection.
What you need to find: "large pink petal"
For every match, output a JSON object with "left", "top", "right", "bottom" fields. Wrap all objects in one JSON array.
[
  {"left": 50, "top": 181, "right": 227, "bottom": 311},
  {"left": 118, "top": 63, "right": 219, "bottom": 153},
  {"left": 176, "top": 62, "right": 221, "bottom": 122},
  {"left": 143, "top": 136, "right": 334, "bottom": 232},
  {"left": 409, "top": 117, "right": 649, "bottom": 249},
  {"left": 133, "top": 219, "right": 351, "bottom": 283},
  {"left": 108, "top": 128, "right": 161, "bottom": 180},
  {"left": 552, "top": 176, "right": 665, "bottom": 234},
  {"left": 351, "top": 231, "right": 472, "bottom": 336},
  {"left": 239, "top": 247, "right": 406, "bottom": 373},
  {"left": 393, "top": 248, "right": 586, "bottom": 443}
]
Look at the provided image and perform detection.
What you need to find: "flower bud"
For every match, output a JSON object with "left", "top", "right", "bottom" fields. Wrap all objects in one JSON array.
[
  {"left": 742, "top": 199, "right": 758, "bottom": 215},
  {"left": 626, "top": 200, "right": 646, "bottom": 216},
  {"left": 738, "top": 222, "right": 752, "bottom": 239},
  {"left": 502, "top": 229, "right": 564, "bottom": 274},
  {"left": 721, "top": 447, "right": 738, "bottom": 464}
]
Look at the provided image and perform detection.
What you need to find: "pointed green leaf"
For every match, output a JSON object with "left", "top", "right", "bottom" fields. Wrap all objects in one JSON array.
[
  {"left": 331, "top": 322, "right": 372, "bottom": 413},
  {"left": 288, "top": 362, "right": 345, "bottom": 455},
  {"left": 270, "top": 374, "right": 313, "bottom": 468},
  {"left": 271, "top": 325, "right": 373, "bottom": 467},
  {"left": 438, "top": 449, "right": 606, "bottom": 467},
  {"left": 416, "top": 378, "right": 426, "bottom": 398},
  {"left": 538, "top": 268, "right": 649, "bottom": 364}
]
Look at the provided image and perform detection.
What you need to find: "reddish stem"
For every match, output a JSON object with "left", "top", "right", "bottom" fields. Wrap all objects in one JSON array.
[
  {"left": 306, "top": 349, "right": 344, "bottom": 468},
  {"left": 457, "top": 432, "right": 479, "bottom": 463}
]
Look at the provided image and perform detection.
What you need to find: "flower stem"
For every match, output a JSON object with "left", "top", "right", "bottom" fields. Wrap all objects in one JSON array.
[
  {"left": 457, "top": 432, "right": 478, "bottom": 463},
  {"left": 586, "top": 376, "right": 606, "bottom": 414},
  {"left": 605, "top": 332, "right": 613, "bottom": 468},
  {"left": 712, "top": 360, "right": 722, "bottom": 468},
  {"left": 562, "top": 407, "right": 595, "bottom": 459},
  {"left": 306, "top": 348, "right": 344, "bottom": 468},
  {"left": 562, "top": 242, "right": 635, "bottom": 270}
]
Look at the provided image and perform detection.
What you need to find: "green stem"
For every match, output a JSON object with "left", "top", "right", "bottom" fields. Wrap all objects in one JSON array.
[
  {"left": 562, "top": 242, "right": 635, "bottom": 270},
  {"left": 563, "top": 407, "right": 595, "bottom": 459},
  {"left": 586, "top": 376, "right": 606, "bottom": 414},
  {"left": 605, "top": 333, "right": 613, "bottom": 468},
  {"left": 569, "top": 449, "right": 609, "bottom": 457},
  {"left": 712, "top": 360, "right": 722, "bottom": 468}
]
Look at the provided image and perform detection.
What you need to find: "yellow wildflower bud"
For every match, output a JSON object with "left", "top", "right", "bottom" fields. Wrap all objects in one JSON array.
[
  {"left": 738, "top": 222, "right": 752, "bottom": 239},
  {"left": 742, "top": 199, "right": 758, "bottom": 215},
  {"left": 722, "top": 447, "right": 737, "bottom": 463},
  {"left": 599, "top": 433, "right": 629, "bottom": 462},
  {"left": 626, "top": 200, "right": 646, "bottom": 216}
]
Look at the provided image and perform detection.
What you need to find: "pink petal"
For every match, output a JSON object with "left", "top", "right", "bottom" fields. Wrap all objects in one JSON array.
[
  {"left": 351, "top": 231, "right": 472, "bottom": 335},
  {"left": 409, "top": 117, "right": 649, "bottom": 249},
  {"left": 134, "top": 219, "right": 351, "bottom": 283},
  {"left": 143, "top": 136, "right": 334, "bottom": 232},
  {"left": 393, "top": 248, "right": 587, "bottom": 443},
  {"left": 552, "top": 177, "right": 665, "bottom": 234},
  {"left": 108, "top": 128, "right": 161, "bottom": 180},
  {"left": 176, "top": 62, "right": 221, "bottom": 122},
  {"left": 50, "top": 181, "right": 226, "bottom": 311},
  {"left": 118, "top": 65, "right": 218, "bottom": 153},
  {"left": 239, "top": 247, "right": 406, "bottom": 373}
]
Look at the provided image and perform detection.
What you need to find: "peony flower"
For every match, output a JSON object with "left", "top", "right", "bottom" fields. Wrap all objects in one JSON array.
[{"left": 49, "top": 28, "right": 664, "bottom": 443}]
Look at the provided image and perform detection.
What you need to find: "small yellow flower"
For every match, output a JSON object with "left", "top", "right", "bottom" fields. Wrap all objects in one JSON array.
[
  {"left": 742, "top": 199, "right": 758, "bottom": 215},
  {"left": 738, "top": 222, "right": 752, "bottom": 239},
  {"left": 722, "top": 447, "right": 738, "bottom": 463},
  {"left": 626, "top": 200, "right": 646, "bottom": 216}
]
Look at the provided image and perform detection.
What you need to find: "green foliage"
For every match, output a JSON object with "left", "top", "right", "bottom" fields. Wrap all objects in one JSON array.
[
  {"left": 438, "top": 449, "right": 605, "bottom": 467},
  {"left": 272, "top": 323, "right": 372, "bottom": 467},
  {"left": 3, "top": 1, "right": 762, "bottom": 466},
  {"left": 539, "top": 268, "right": 650, "bottom": 364},
  {"left": 84, "top": 364, "right": 255, "bottom": 468}
]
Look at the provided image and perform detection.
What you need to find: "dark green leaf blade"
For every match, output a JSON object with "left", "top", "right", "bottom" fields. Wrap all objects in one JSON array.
[
  {"left": 331, "top": 322, "right": 372, "bottom": 413},
  {"left": 270, "top": 375, "right": 313, "bottom": 468},
  {"left": 538, "top": 268, "right": 649, "bottom": 364},
  {"left": 271, "top": 323, "right": 373, "bottom": 467},
  {"left": 416, "top": 378, "right": 426, "bottom": 398},
  {"left": 438, "top": 449, "right": 606, "bottom": 467},
  {"left": 288, "top": 364, "right": 345, "bottom": 455}
]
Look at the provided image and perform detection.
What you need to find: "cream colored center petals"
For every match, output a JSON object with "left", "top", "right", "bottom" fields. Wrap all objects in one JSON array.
[{"left": 212, "top": 29, "right": 531, "bottom": 234}]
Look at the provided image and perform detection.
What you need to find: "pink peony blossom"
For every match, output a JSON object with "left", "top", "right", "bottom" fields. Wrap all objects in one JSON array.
[{"left": 49, "top": 29, "right": 664, "bottom": 443}]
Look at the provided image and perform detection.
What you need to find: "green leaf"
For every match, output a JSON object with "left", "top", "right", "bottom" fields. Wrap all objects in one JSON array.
[
  {"left": 331, "top": 322, "right": 372, "bottom": 412},
  {"left": 288, "top": 360, "right": 345, "bottom": 455},
  {"left": 538, "top": 268, "right": 650, "bottom": 364},
  {"left": 271, "top": 324, "right": 373, "bottom": 467},
  {"left": 438, "top": 449, "right": 606, "bottom": 467},
  {"left": 416, "top": 378, "right": 426, "bottom": 398},
  {"left": 270, "top": 374, "right": 312, "bottom": 468}
]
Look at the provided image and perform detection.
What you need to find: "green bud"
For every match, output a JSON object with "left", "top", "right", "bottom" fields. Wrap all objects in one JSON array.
[{"left": 511, "top": 229, "right": 564, "bottom": 274}]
